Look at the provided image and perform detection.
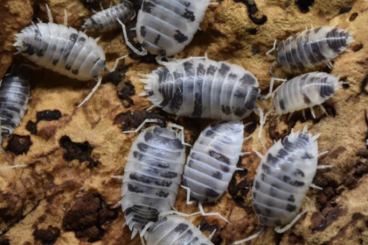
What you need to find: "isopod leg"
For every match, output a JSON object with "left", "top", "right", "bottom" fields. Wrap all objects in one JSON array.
[
  {"left": 140, "top": 222, "right": 155, "bottom": 245},
  {"left": 230, "top": 226, "right": 267, "bottom": 245},
  {"left": 45, "top": 4, "right": 53, "bottom": 23},
  {"left": 198, "top": 202, "right": 229, "bottom": 223},
  {"left": 274, "top": 208, "right": 308, "bottom": 233},
  {"left": 180, "top": 185, "right": 197, "bottom": 205},
  {"left": 310, "top": 107, "right": 316, "bottom": 119},
  {"left": 77, "top": 76, "right": 102, "bottom": 108},
  {"left": 266, "top": 39, "right": 277, "bottom": 56},
  {"left": 318, "top": 151, "right": 329, "bottom": 158},
  {"left": 110, "top": 55, "right": 128, "bottom": 72},
  {"left": 121, "top": 119, "right": 163, "bottom": 134},
  {"left": 0, "top": 165, "right": 26, "bottom": 169},
  {"left": 64, "top": 9, "right": 68, "bottom": 26},
  {"left": 209, "top": 229, "right": 217, "bottom": 240},
  {"left": 117, "top": 19, "right": 148, "bottom": 56},
  {"left": 310, "top": 183, "right": 323, "bottom": 190},
  {"left": 319, "top": 104, "right": 329, "bottom": 116},
  {"left": 265, "top": 77, "right": 287, "bottom": 99},
  {"left": 168, "top": 123, "right": 191, "bottom": 147},
  {"left": 317, "top": 165, "right": 332, "bottom": 169}
]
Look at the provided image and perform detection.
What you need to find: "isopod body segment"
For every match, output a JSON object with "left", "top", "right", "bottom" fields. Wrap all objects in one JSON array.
[
  {"left": 271, "top": 26, "right": 354, "bottom": 74},
  {"left": 141, "top": 57, "right": 261, "bottom": 121},
  {"left": 121, "top": 125, "right": 186, "bottom": 236},
  {"left": 183, "top": 121, "right": 245, "bottom": 203},
  {"left": 82, "top": 1, "right": 135, "bottom": 32},
  {"left": 136, "top": 0, "right": 212, "bottom": 56},
  {"left": 143, "top": 215, "right": 214, "bottom": 245},
  {"left": 271, "top": 72, "right": 343, "bottom": 116}
]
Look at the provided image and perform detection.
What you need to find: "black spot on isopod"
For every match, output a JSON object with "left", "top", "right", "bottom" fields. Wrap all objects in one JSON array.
[
  {"left": 261, "top": 163, "right": 271, "bottom": 174},
  {"left": 174, "top": 30, "right": 188, "bottom": 43},
  {"left": 205, "top": 188, "right": 220, "bottom": 198},
  {"left": 72, "top": 70, "right": 78, "bottom": 75},
  {"left": 295, "top": 0, "right": 314, "bottom": 13},
  {"left": 65, "top": 64, "right": 71, "bottom": 70},
  {"left": 156, "top": 190, "right": 169, "bottom": 198},
  {"left": 140, "top": 26, "right": 146, "bottom": 37},
  {"left": 212, "top": 171, "right": 223, "bottom": 180},
  {"left": 174, "top": 223, "right": 189, "bottom": 232},
  {"left": 6, "top": 135, "right": 32, "bottom": 155},
  {"left": 279, "top": 99, "right": 285, "bottom": 110},
  {"left": 69, "top": 33, "right": 78, "bottom": 42},
  {"left": 154, "top": 34, "right": 161, "bottom": 45},
  {"left": 22, "top": 42, "right": 35, "bottom": 56},
  {"left": 128, "top": 184, "right": 144, "bottom": 193},
  {"left": 255, "top": 181, "right": 260, "bottom": 189},
  {"left": 52, "top": 59, "right": 59, "bottom": 65},
  {"left": 288, "top": 195, "right": 295, "bottom": 202},
  {"left": 294, "top": 169, "right": 305, "bottom": 177},
  {"left": 182, "top": 9, "right": 195, "bottom": 21},
  {"left": 221, "top": 105, "right": 231, "bottom": 115},
  {"left": 303, "top": 93, "right": 311, "bottom": 104},
  {"left": 286, "top": 204, "right": 297, "bottom": 212},
  {"left": 59, "top": 136, "right": 99, "bottom": 168},
  {"left": 209, "top": 150, "right": 230, "bottom": 164},
  {"left": 267, "top": 153, "right": 277, "bottom": 165},
  {"left": 142, "top": 1, "right": 154, "bottom": 13},
  {"left": 37, "top": 49, "right": 44, "bottom": 57},
  {"left": 78, "top": 37, "right": 86, "bottom": 43}
]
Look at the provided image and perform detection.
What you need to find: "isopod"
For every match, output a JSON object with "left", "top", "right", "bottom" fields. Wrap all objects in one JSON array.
[
  {"left": 13, "top": 5, "right": 126, "bottom": 107},
  {"left": 267, "top": 72, "right": 345, "bottom": 119},
  {"left": 119, "top": 120, "right": 187, "bottom": 238},
  {"left": 0, "top": 66, "right": 30, "bottom": 141},
  {"left": 139, "top": 56, "right": 261, "bottom": 121},
  {"left": 267, "top": 26, "right": 354, "bottom": 76},
  {"left": 118, "top": 0, "right": 214, "bottom": 57},
  {"left": 140, "top": 215, "right": 214, "bottom": 245},
  {"left": 231, "top": 126, "right": 330, "bottom": 245},
  {"left": 181, "top": 121, "right": 250, "bottom": 222},
  {"left": 82, "top": 1, "right": 135, "bottom": 32}
]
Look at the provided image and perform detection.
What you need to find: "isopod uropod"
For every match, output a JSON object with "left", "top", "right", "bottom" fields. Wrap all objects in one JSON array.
[
  {"left": 140, "top": 57, "right": 261, "bottom": 121},
  {"left": 119, "top": 0, "right": 214, "bottom": 57},
  {"left": 267, "top": 26, "right": 354, "bottom": 76},
  {"left": 267, "top": 72, "right": 345, "bottom": 119},
  {"left": 82, "top": 1, "right": 135, "bottom": 32},
  {"left": 231, "top": 126, "right": 329, "bottom": 245},
  {"left": 119, "top": 121, "right": 187, "bottom": 238},
  {"left": 13, "top": 6, "right": 125, "bottom": 107},
  {"left": 141, "top": 215, "right": 214, "bottom": 245},
  {"left": 182, "top": 121, "right": 250, "bottom": 222}
]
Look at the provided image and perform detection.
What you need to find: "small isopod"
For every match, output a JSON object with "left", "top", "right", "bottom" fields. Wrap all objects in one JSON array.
[
  {"left": 13, "top": 5, "right": 126, "bottom": 107},
  {"left": 141, "top": 215, "right": 214, "bottom": 245},
  {"left": 139, "top": 56, "right": 261, "bottom": 121},
  {"left": 0, "top": 67, "right": 30, "bottom": 141},
  {"left": 181, "top": 121, "right": 250, "bottom": 222},
  {"left": 118, "top": 120, "right": 187, "bottom": 238},
  {"left": 118, "top": 0, "right": 215, "bottom": 57},
  {"left": 231, "top": 126, "right": 330, "bottom": 244},
  {"left": 267, "top": 26, "right": 354, "bottom": 76},
  {"left": 267, "top": 72, "right": 345, "bottom": 119},
  {"left": 82, "top": 1, "right": 135, "bottom": 32}
]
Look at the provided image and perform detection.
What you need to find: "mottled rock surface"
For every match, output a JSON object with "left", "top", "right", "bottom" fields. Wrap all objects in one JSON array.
[{"left": 1, "top": 0, "right": 368, "bottom": 244}]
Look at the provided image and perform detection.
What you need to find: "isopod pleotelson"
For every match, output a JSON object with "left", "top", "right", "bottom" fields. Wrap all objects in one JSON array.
[
  {"left": 231, "top": 127, "right": 329, "bottom": 245},
  {"left": 82, "top": 1, "right": 135, "bottom": 32},
  {"left": 267, "top": 26, "right": 354, "bottom": 75},
  {"left": 140, "top": 57, "right": 261, "bottom": 121},
  {"left": 119, "top": 0, "right": 213, "bottom": 57},
  {"left": 13, "top": 6, "right": 125, "bottom": 107},
  {"left": 268, "top": 72, "right": 344, "bottom": 118},
  {"left": 141, "top": 215, "right": 214, "bottom": 245},
  {"left": 182, "top": 121, "right": 249, "bottom": 222},
  {"left": 0, "top": 69, "right": 30, "bottom": 141},
  {"left": 120, "top": 124, "right": 186, "bottom": 238}
]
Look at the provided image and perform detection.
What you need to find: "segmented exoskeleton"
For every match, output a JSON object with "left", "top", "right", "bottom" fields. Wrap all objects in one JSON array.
[
  {"left": 268, "top": 72, "right": 344, "bottom": 118},
  {"left": 231, "top": 126, "right": 329, "bottom": 245},
  {"left": 120, "top": 124, "right": 186, "bottom": 238},
  {"left": 14, "top": 5, "right": 125, "bottom": 107},
  {"left": 141, "top": 215, "right": 214, "bottom": 245},
  {"left": 267, "top": 26, "right": 354, "bottom": 75},
  {"left": 82, "top": 1, "right": 135, "bottom": 32},
  {"left": 140, "top": 57, "right": 261, "bottom": 121},
  {"left": 0, "top": 68, "right": 30, "bottom": 140},
  {"left": 119, "top": 0, "right": 213, "bottom": 57}
]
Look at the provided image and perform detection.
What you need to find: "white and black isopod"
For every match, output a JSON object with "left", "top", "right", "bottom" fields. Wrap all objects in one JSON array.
[
  {"left": 181, "top": 121, "right": 250, "bottom": 222},
  {"left": 118, "top": 121, "right": 187, "bottom": 238},
  {"left": 140, "top": 215, "right": 214, "bottom": 245},
  {"left": 13, "top": 6, "right": 125, "bottom": 107},
  {"left": 119, "top": 0, "right": 214, "bottom": 57},
  {"left": 267, "top": 72, "right": 346, "bottom": 119},
  {"left": 267, "top": 26, "right": 354, "bottom": 76},
  {"left": 82, "top": 1, "right": 135, "bottom": 32},
  {"left": 140, "top": 57, "right": 261, "bottom": 121},
  {"left": 231, "top": 126, "right": 329, "bottom": 245}
]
